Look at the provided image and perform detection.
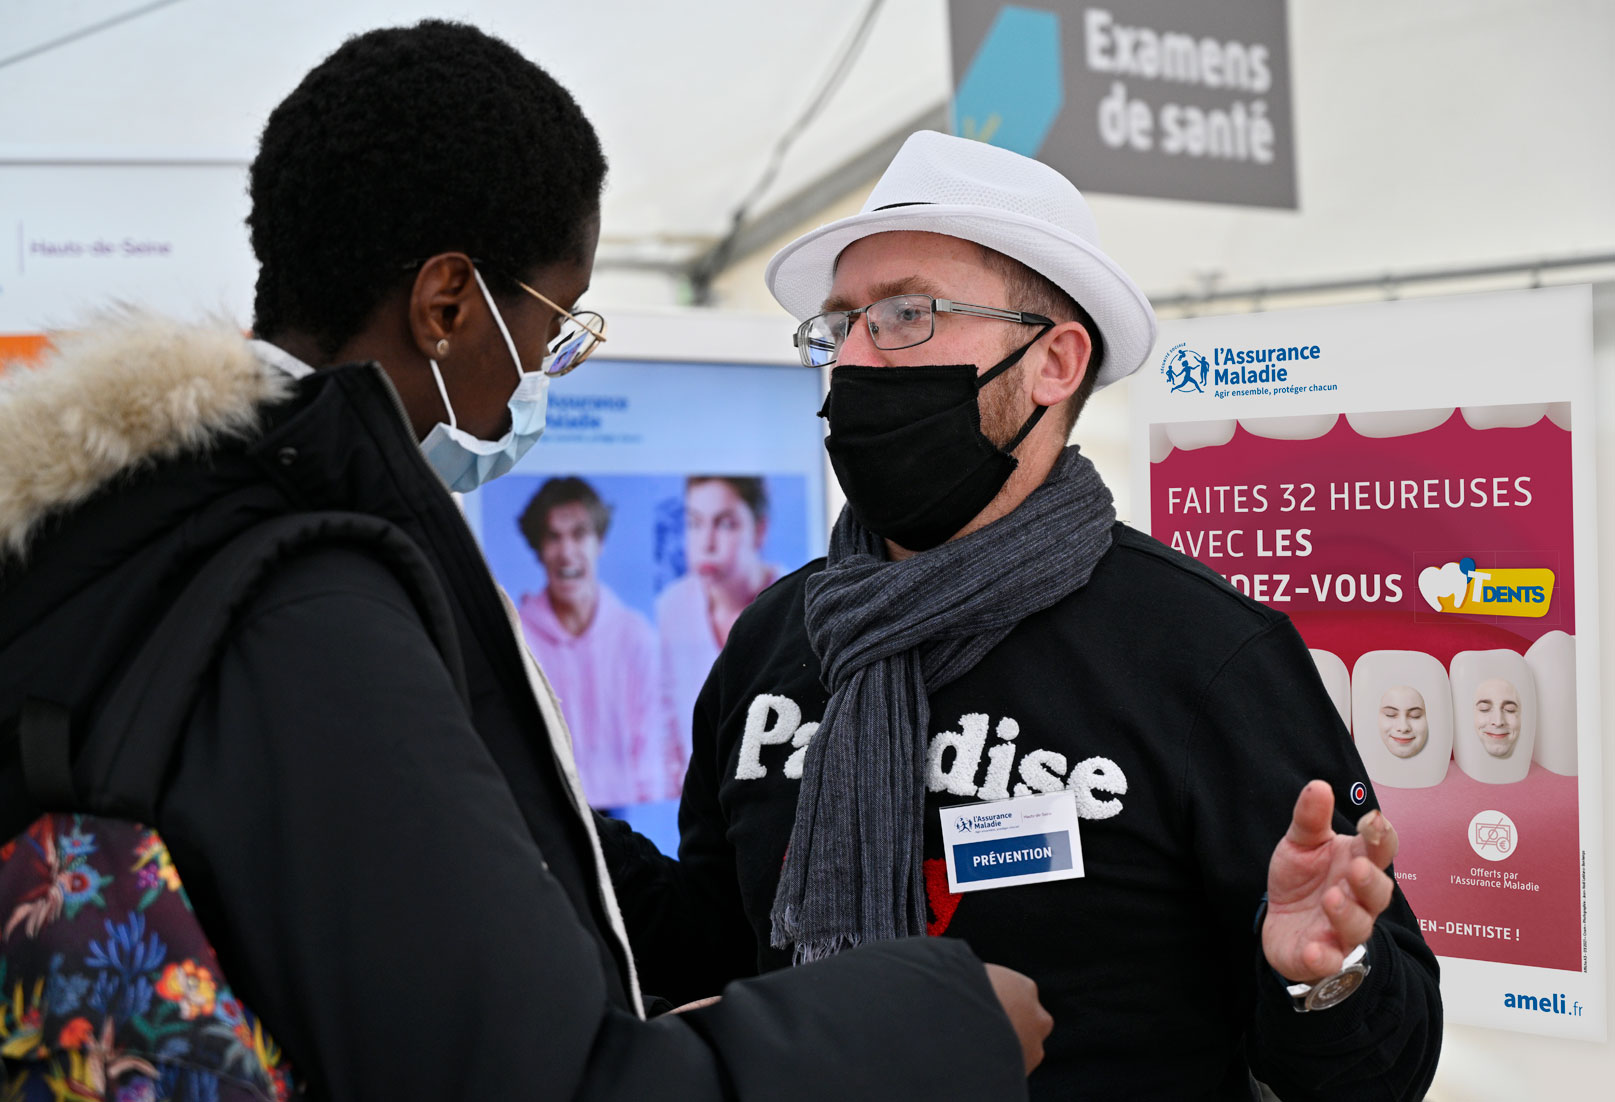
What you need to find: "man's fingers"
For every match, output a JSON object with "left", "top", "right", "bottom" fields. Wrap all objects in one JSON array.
[
  {"left": 1324, "top": 880, "right": 1378, "bottom": 949},
  {"left": 1348, "top": 856, "right": 1395, "bottom": 918},
  {"left": 668, "top": 995, "right": 722, "bottom": 1014},
  {"left": 1284, "top": 779, "right": 1336, "bottom": 848},
  {"left": 984, "top": 963, "right": 1054, "bottom": 1076},
  {"left": 1356, "top": 808, "right": 1400, "bottom": 869},
  {"left": 1294, "top": 938, "right": 1345, "bottom": 981}
]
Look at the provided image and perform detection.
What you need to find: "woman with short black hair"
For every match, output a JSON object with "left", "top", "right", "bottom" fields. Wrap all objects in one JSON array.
[{"left": 0, "top": 20, "right": 1045, "bottom": 1101}]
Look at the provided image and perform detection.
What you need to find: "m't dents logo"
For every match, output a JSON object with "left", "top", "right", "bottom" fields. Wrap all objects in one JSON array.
[
  {"left": 1417, "top": 556, "right": 1555, "bottom": 618},
  {"left": 1161, "top": 340, "right": 1336, "bottom": 399}
]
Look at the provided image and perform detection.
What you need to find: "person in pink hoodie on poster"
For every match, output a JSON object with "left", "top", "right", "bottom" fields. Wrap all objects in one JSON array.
[{"left": 517, "top": 477, "right": 670, "bottom": 806}]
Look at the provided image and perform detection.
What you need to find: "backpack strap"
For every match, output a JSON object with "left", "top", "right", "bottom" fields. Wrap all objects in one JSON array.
[
  {"left": 0, "top": 698, "right": 76, "bottom": 813},
  {"left": 44, "top": 512, "right": 467, "bottom": 823},
  {"left": 17, "top": 697, "right": 75, "bottom": 808}
]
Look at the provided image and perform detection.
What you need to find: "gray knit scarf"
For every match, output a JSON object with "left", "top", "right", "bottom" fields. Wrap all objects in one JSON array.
[{"left": 770, "top": 445, "right": 1117, "bottom": 961}]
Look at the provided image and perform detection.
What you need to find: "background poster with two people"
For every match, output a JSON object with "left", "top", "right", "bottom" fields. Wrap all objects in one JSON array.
[{"left": 464, "top": 355, "right": 827, "bottom": 852}]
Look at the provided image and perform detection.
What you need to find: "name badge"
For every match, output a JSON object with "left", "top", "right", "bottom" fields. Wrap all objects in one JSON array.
[{"left": 941, "top": 790, "right": 1085, "bottom": 894}]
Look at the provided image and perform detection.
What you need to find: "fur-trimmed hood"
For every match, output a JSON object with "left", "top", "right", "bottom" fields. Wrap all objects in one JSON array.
[
  {"left": 0, "top": 312, "right": 652, "bottom": 1031},
  {"left": 0, "top": 311, "right": 291, "bottom": 557}
]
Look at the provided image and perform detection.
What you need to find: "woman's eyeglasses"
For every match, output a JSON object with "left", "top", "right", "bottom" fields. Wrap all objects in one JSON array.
[{"left": 514, "top": 279, "right": 607, "bottom": 377}]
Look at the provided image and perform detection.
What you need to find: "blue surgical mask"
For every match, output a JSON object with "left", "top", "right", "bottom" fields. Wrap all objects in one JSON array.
[{"left": 420, "top": 267, "right": 552, "bottom": 493}]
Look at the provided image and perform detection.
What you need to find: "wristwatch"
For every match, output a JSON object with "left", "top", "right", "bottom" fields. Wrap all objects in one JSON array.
[{"left": 1285, "top": 944, "right": 1370, "bottom": 1012}]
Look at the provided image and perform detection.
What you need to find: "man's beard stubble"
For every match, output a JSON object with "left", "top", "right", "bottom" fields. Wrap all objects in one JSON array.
[{"left": 979, "top": 360, "right": 1032, "bottom": 450}]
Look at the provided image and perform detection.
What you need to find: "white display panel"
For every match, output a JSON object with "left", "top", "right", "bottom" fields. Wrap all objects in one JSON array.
[{"left": 0, "top": 164, "right": 255, "bottom": 333}]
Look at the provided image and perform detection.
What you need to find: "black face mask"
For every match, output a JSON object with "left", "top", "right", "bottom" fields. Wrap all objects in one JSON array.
[{"left": 817, "top": 334, "right": 1049, "bottom": 552}]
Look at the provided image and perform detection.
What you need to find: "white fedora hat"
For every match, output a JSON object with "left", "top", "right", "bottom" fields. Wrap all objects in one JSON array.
[{"left": 765, "top": 131, "right": 1157, "bottom": 388}]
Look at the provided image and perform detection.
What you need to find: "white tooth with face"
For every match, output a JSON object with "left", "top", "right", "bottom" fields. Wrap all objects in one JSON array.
[
  {"left": 1350, "top": 650, "right": 1452, "bottom": 789},
  {"left": 1150, "top": 424, "right": 1174, "bottom": 463},
  {"left": 1240, "top": 414, "right": 1339, "bottom": 440},
  {"left": 1164, "top": 419, "right": 1236, "bottom": 452},
  {"left": 1525, "top": 631, "right": 1576, "bottom": 776},
  {"left": 1547, "top": 402, "right": 1572, "bottom": 431},
  {"left": 1309, "top": 650, "right": 1351, "bottom": 729},
  {"left": 1418, "top": 561, "right": 1471, "bottom": 611},
  {"left": 1344, "top": 407, "right": 1454, "bottom": 438},
  {"left": 1449, "top": 649, "right": 1536, "bottom": 784},
  {"left": 1460, "top": 403, "right": 1549, "bottom": 431}
]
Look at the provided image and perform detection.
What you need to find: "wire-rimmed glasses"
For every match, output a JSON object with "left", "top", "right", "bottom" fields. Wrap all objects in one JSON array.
[
  {"left": 514, "top": 279, "right": 607, "bottom": 377},
  {"left": 793, "top": 294, "right": 1053, "bottom": 368}
]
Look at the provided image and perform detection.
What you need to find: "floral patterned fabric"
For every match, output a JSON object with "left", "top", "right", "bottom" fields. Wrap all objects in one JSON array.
[{"left": 0, "top": 815, "right": 298, "bottom": 1101}]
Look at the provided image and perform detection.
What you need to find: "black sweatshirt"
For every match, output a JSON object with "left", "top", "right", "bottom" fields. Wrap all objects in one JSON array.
[{"left": 604, "top": 524, "right": 1444, "bottom": 1100}]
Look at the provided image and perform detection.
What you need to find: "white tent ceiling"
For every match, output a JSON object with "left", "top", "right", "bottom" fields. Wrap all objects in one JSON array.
[
  {"left": 6, "top": 0, "right": 1615, "bottom": 316},
  {"left": 2, "top": 0, "right": 942, "bottom": 274}
]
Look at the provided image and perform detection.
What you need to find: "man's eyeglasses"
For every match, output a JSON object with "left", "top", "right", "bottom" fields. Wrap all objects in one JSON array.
[
  {"left": 513, "top": 279, "right": 607, "bottom": 377},
  {"left": 793, "top": 294, "right": 1053, "bottom": 368}
]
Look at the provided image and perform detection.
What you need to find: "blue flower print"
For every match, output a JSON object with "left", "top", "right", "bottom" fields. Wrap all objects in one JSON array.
[
  {"left": 59, "top": 822, "right": 99, "bottom": 859},
  {"left": 86, "top": 912, "right": 168, "bottom": 979},
  {"left": 59, "top": 864, "right": 113, "bottom": 917},
  {"left": 46, "top": 952, "right": 93, "bottom": 1015}
]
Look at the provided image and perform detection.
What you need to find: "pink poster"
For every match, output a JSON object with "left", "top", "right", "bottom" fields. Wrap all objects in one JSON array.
[
  {"left": 1130, "top": 287, "right": 1603, "bottom": 1039},
  {"left": 1150, "top": 407, "right": 1578, "bottom": 970}
]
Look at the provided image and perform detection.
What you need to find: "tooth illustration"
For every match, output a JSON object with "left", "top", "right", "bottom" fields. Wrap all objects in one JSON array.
[
  {"left": 1525, "top": 631, "right": 1577, "bottom": 776},
  {"left": 1350, "top": 650, "right": 1451, "bottom": 789},
  {"left": 1547, "top": 402, "right": 1572, "bottom": 431},
  {"left": 1164, "top": 419, "right": 1236, "bottom": 451},
  {"left": 1309, "top": 649, "right": 1351, "bottom": 728},
  {"left": 1150, "top": 424, "right": 1174, "bottom": 463},
  {"left": 1241, "top": 414, "right": 1338, "bottom": 441},
  {"left": 1461, "top": 403, "right": 1549, "bottom": 431},
  {"left": 1345, "top": 408, "right": 1453, "bottom": 438},
  {"left": 1449, "top": 649, "right": 1536, "bottom": 785},
  {"left": 1418, "top": 562, "right": 1470, "bottom": 611}
]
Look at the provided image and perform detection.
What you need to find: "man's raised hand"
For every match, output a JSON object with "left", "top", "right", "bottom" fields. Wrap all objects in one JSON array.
[{"left": 1263, "top": 779, "right": 1399, "bottom": 983}]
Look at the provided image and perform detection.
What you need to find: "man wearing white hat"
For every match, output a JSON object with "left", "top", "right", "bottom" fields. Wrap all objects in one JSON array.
[{"left": 603, "top": 132, "right": 1441, "bottom": 1099}]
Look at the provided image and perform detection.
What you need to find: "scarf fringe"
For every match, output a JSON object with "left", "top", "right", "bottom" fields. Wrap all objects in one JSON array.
[{"left": 791, "top": 934, "right": 863, "bottom": 965}]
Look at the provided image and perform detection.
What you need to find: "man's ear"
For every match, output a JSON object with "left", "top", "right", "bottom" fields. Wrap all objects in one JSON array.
[
  {"left": 754, "top": 515, "right": 770, "bottom": 549},
  {"left": 1030, "top": 321, "right": 1092, "bottom": 409},
  {"left": 407, "top": 252, "right": 480, "bottom": 359}
]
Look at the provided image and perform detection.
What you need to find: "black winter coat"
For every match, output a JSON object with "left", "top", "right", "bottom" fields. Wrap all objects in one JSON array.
[{"left": 0, "top": 319, "right": 1026, "bottom": 1100}]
